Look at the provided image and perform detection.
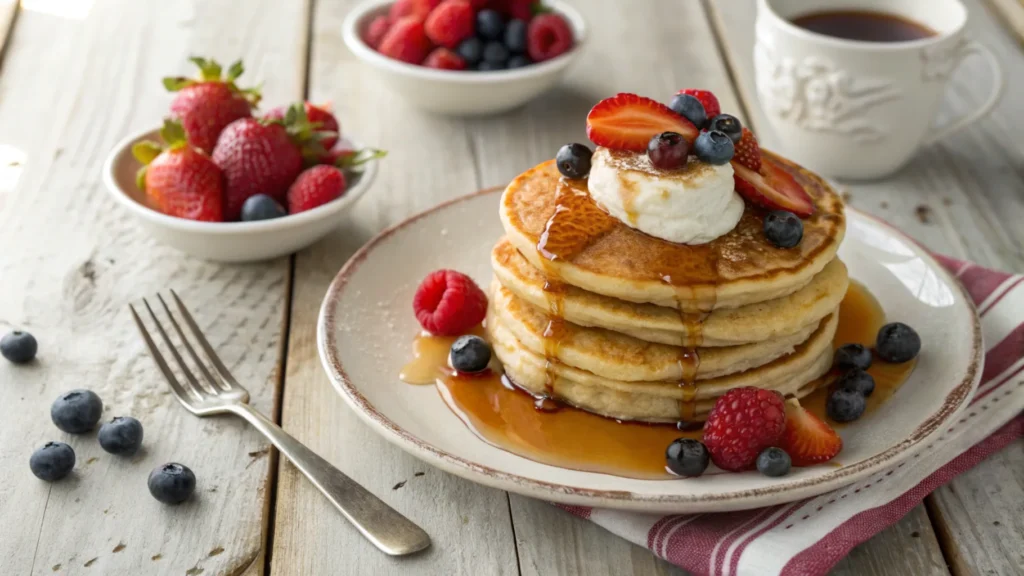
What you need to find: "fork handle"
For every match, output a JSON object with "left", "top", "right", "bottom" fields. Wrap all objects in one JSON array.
[{"left": 228, "top": 403, "right": 431, "bottom": 556}]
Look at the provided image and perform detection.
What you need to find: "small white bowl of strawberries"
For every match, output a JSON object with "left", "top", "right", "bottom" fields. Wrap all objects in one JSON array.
[{"left": 104, "top": 57, "right": 384, "bottom": 263}]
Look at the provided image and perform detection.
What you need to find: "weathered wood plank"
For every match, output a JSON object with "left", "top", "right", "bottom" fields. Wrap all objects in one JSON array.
[
  {"left": 0, "top": 0, "right": 306, "bottom": 574},
  {"left": 831, "top": 505, "right": 950, "bottom": 575},
  {"left": 267, "top": 0, "right": 520, "bottom": 574}
]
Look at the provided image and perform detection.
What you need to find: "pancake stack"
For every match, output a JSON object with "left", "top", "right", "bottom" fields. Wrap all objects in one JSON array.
[{"left": 487, "top": 152, "right": 848, "bottom": 423}]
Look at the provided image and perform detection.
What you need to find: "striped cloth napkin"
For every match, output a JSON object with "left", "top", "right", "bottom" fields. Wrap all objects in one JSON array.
[{"left": 558, "top": 255, "right": 1024, "bottom": 576}]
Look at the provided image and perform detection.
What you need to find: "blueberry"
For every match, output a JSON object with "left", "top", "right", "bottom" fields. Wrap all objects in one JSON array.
[
  {"left": 763, "top": 210, "right": 803, "bottom": 249},
  {"left": 476, "top": 9, "right": 505, "bottom": 41},
  {"left": 707, "top": 114, "right": 743, "bottom": 143},
  {"left": 450, "top": 335, "right": 491, "bottom": 373},
  {"left": 51, "top": 389, "right": 103, "bottom": 434},
  {"left": 30, "top": 442, "right": 75, "bottom": 481},
  {"left": 457, "top": 37, "right": 484, "bottom": 66},
  {"left": 98, "top": 416, "right": 144, "bottom": 455},
  {"left": 148, "top": 463, "right": 196, "bottom": 505},
  {"left": 693, "top": 130, "right": 734, "bottom": 165},
  {"left": 483, "top": 41, "right": 509, "bottom": 65},
  {"left": 876, "top": 322, "right": 921, "bottom": 363},
  {"left": 240, "top": 194, "right": 286, "bottom": 222},
  {"left": 669, "top": 94, "right": 707, "bottom": 129},
  {"left": 665, "top": 438, "right": 709, "bottom": 477},
  {"left": 647, "top": 132, "right": 690, "bottom": 171},
  {"left": 834, "top": 343, "right": 872, "bottom": 371},
  {"left": 507, "top": 55, "right": 532, "bottom": 69},
  {"left": 477, "top": 61, "right": 506, "bottom": 71},
  {"left": 836, "top": 368, "right": 875, "bottom": 397},
  {"left": 756, "top": 447, "right": 791, "bottom": 477},
  {"left": 505, "top": 19, "right": 528, "bottom": 53},
  {"left": 555, "top": 143, "right": 593, "bottom": 179},
  {"left": 826, "top": 388, "right": 866, "bottom": 423},
  {"left": 1, "top": 330, "right": 37, "bottom": 364}
]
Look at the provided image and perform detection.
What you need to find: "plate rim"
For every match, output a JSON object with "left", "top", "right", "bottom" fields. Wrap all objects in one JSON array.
[{"left": 316, "top": 188, "right": 983, "bottom": 511}]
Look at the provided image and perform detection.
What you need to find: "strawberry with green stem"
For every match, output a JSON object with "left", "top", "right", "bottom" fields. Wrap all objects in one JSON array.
[
  {"left": 164, "top": 57, "right": 261, "bottom": 153},
  {"left": 132, "top": 120, "right": 225, "bottom": 222}
]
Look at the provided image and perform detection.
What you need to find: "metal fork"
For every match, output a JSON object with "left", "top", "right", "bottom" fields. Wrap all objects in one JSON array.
[{"left": 130, "top": 291, "right": 430, "bottom": 556}]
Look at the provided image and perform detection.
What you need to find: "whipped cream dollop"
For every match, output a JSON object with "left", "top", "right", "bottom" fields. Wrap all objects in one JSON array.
[{"left": 587, "top": 147, "right": 743, "bottom": 244}]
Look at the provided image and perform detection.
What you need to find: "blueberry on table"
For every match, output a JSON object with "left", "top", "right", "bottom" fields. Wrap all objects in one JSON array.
[
  {"left": 763, "top": 210, "right": 804, "bottom": 249},
  {"left": 834, "top": 343, "right": 872, "bottom": 371},
  {"left": 707, "top": 114, "right": 743, "bottom": 143},
  {"left": 148, "top": 463, "right": 197, "bottom": 505},
  {"left": 647, "top": 132, "right": 690, "bottom": 171},
  {"left": 476, "top": 9, "right": 506, "bottom": 41},
  {"left": 505, "top": 19, "right": 528, "bottom": 53},
  {"left": 450, "top": 335, "right": 491, "bottom": 373},
  {"left": 457, "top": 37, "right": 484, "bottom": 66},
  {"left": 875, "top": 322, "right": 921, "bottom": 363},
  {"left": 826, "top": 388, "right": 866, "bottom": 423},
  {"left": 507, "top": 55, "right": 532, "bottom": 69},
  {"left": 693, "top": 130, "right": 734, "bottom": 165},
  {"left": 98, "top": 416, "right": 144, "bottom": 455},
  {"left": 669, "top": 93, "right": 707, "bottom": 130},
  {"left": 1, "top": 330, "right": 37, "bottom": 364},
  {"left": 51, "top": 389, "right": 103, "bottom": 434},
  {"left": 483, "top": 41, "right": 510, "bottom": 65},
  {"left": 665, "top": 438, "right": 709, "bottom": 477},
  {"left": 240, "top": 194, "right": 286, "bottom": 222},
  {"left": 555, "top": 143, "right": 593, "bottom": 179},
  {"left": 756, "top": 447, "right": 791, "bottom": 477},
  {"left": 836, "top": 368, "right": 876, "bottom": 397},
  {"left": 30, "top": 442, "right": 75, "bottom": 481}
]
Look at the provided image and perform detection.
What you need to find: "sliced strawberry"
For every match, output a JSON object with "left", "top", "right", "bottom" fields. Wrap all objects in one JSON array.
[
  {"left": 586, "top": 93, "right": 698, "bottom": 152},
  {"left": 677, "top": 89, "right": 721, "bottom": 119},
  {"left": 733, "top": 157, "right": 815, "bottom": 217},
  {"left": 778, "top": 399, "right": 842, "bottom": 467},
  {"left": 733, "top": 128, "right": 762, "bottom": 172}
]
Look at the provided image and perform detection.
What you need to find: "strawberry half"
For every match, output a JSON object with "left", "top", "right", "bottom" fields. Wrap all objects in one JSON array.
[
  {"left": 733, "top": 128, "right": 762, "bottom": 172},
  {"left": 586, "top": 93, "right": 698, "bottom": 152},
  {"left": 778, "top": 399, "right": 843, "bottom": 467},
  {"left": 733, "top": 157, "right": 815, "bottom": 217}
]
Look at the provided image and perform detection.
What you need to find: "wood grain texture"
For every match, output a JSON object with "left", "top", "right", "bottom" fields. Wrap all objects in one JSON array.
[
  {"left": 984, "top": 0, "right": 1024, "bottom": 45},
  {"left": 0, "top": 0, "right": 305, "bottom": 574},
  {"left": 830, "top": 505, "right": 950, "bottom": 575}
]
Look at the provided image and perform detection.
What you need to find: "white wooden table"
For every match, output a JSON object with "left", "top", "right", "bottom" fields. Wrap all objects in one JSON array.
[{"left": 0, "top": 1, "right": 1020, "bottom": 574}]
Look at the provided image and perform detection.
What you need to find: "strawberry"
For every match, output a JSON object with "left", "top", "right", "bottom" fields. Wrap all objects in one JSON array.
[
  {"left": 733, "top": 157, "right": 815, "bottom": 217},
  {"left": 413, "top": 270, "right": 488, "bottom": 335},
  {"left": 265, "top": 102, "right": 340, "bottom": 150},
  {"left": 132, "top": 120, "right": 224, "bottom": 222},
  {"left": 702, "top": 387, "right": 787, "bottom": 472},
  {"left": 364, "top": 15, "right": 393, "bottom": 49},
  {"left": 586, "top": 93, "right": 699, "bottom": 152},
  {"left": 389, "top": 0, "right": 442, "bottom": 22},
  {"left": 733, "top": 128, "right": 762, "bottom": 172},
  {"left": 677, "top": 89, "right": 721, "bottom": 119},
  {"left": 424, "top": 47, "right": 467, "bottom": 70},
  {"left": 425, "top": 0, "right": 475, "bottom": 49},
  {"left": 778, "top": 398, "right": 843, "bottom": 467},
  {"left": 163, "top": 57, "right": 260, "bottom": 153},
  {"left": 527, "top": 13, "right": 574, "bottom": 62},
  {"left": 287, "top": 165, "right": 346, "bottom": 213},
  {"left": 378, "top": 17, "right": 433, "bottom": 64}
]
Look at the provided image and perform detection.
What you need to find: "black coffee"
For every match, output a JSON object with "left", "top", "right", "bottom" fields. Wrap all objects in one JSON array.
[{"left": 791, "top": 10, "right": 936, "bottom": 43}]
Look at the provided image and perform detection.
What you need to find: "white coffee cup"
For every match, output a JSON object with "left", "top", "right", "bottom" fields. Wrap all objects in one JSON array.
[{"left": 754, "top": 0, "right": 1004, "bottom": 180}]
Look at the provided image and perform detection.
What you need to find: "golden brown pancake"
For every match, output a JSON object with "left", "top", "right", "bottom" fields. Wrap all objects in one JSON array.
[{"left": 499, "top": 151, "right": 846, "bottom": 311}]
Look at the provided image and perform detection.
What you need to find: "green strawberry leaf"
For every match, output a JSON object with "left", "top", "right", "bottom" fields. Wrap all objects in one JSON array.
[
  {"left": 226, "top": 59, "right": 244, "bottom": 82},
  {"left": 532, "top": 2, "right": 553, "bottom": 15},
  {"left": 131, "top": 141, "right": 164, "bottom": 166},
  {"left": 336, "top": 148, "right": 387, "bottom": 169},
  {"left": 159, "top": 119, "right": 189, "bottom": 149},
  {"left": 135, "top": 166, "right": 149, "bottom": 191},
  {"left": 189, "top": 56, "right": 223, "bottom": 81},
  {"left": 162, "top": 76, "right": 194, "bottom": 92}
]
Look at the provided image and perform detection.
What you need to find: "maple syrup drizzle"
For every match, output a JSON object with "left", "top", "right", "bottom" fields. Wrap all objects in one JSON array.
[{"left": 399, "top": 326, "right": 487, "bottom": 385}]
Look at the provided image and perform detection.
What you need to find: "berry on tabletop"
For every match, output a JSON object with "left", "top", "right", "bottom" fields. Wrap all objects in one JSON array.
[
  {"left": 51, "top": 389, "right": 104, "bottom": 434},
  {"left": 148, "top": 463, "right": 197, "bottom": 505},
  {"left": 1, "top": 330, "right": 37, "bottom": 363},
  {"left": 98, "top": 416, "right": 145, "bottom": 456},
  {"left": 30, "top": 442, "right": 75, "bottom": 482}
]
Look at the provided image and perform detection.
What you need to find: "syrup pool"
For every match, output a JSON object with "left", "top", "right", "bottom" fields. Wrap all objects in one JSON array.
[{"left": 401, "top": 281, "right": 916, "bottom": 479}]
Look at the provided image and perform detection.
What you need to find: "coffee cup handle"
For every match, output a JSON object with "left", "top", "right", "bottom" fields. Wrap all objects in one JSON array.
[{"left": 923, "top": 41, "right": 1005, "bottom": 146}]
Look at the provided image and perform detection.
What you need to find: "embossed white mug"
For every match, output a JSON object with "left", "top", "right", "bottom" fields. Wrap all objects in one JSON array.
[{"left": 754, "top": 0, "right": 1005, "bottom": 179}]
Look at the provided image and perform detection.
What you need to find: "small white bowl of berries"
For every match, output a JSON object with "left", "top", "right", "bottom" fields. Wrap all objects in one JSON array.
[
  {"left": 343, "top": 0, "right": 586, "bottom": 115},
  {"left": 104, "top": 57, "right": 384, "bottom": 263}
]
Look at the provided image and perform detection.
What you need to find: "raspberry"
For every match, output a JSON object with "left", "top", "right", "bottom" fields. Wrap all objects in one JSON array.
[
  {"left": 424, "top": 47, "right": 467, "bottom": 70},
  {"left": 364, "top": 15, "right": 393, "bottom": 49},
  {"left": 702, "top": 387, "right": 787, "bottom": 472},
  {"left": 425, "top": 0, "right": 475, "bottom": 49},
  {"left": 378, "top": 17, "right": 433, "bottom": 64},
  {"left": 527, "top": 13, "right": 574, "bottom": 62},
  {"left": 678, "top": 89, "right": 721, "bottom": 120},
  {"left": 413, "top": 270, "right": 488, "bottom": 336},
  {"left": 389, "top": 0, "right": 442, "bottom": 22}
]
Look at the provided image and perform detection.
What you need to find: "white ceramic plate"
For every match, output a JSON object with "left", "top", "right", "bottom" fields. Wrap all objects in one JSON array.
[{"left": 317, "top": 189, "right": 982, "bottom": 513}]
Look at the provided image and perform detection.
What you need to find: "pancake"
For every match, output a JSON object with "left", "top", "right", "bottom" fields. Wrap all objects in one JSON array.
[
  {"left": 487, "top": 306, "right": 837, "bottom": 423},
  {"left": 499, "top": 151, "right": 846, "bottom": 311},
  {"left": 491, "top": 281, "right": 826, "bottom": 382},
  {"left": 492, "top": 236, "right": 849, "bottom": 346}
]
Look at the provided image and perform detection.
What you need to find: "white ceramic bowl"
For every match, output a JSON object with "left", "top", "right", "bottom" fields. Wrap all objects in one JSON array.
[
  {"left": 103, "top": 127, "right": 378, "bottom": 263},
  {"left": 342, "top": 0, "right": 587, "bottom": 116}
]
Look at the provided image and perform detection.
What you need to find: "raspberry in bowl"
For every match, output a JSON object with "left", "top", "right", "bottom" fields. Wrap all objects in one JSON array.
[{"left": 342, "top": 0, "right": 587, "bottom": 115}]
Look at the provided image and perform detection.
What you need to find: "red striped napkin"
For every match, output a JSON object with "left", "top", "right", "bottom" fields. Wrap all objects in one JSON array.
[{"left": 558, "top": 256, "right": 1024, "bottom": 576}]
